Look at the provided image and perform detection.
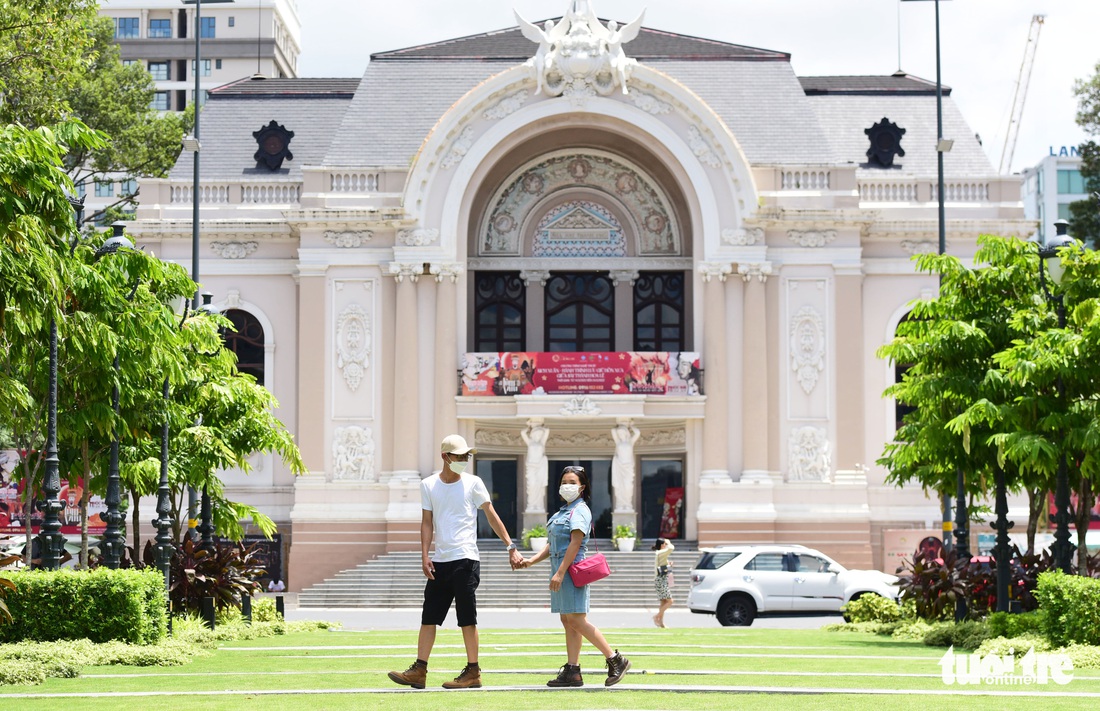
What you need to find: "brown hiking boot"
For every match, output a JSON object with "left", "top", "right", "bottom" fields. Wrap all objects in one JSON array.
[
  {"left": 546, "top": 663, "right": 584, "bottom": 687},
  {"left": 441, "top": 663, "right": 482, "bottom": 689},
  {"left": 387, "top": 660, "right": 427, "bottom": 689},
  {"left": 604, "top": 650, "right": 631, "bottom": 686}
]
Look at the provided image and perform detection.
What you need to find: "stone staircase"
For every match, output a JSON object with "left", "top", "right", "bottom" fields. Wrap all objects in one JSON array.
[{"left": 298, "top": 541, "right": 700, "bottom": 608}]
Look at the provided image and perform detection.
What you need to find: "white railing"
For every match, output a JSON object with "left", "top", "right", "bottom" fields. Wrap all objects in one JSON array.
[
  {"left": 859, "top": 181, "right": 919, "bottom": 202},
  {"left": 331, "top": 172, "right": 380, "bottom": 192},
  {"left": 781, "top": 169, "right": 830, "bottom": 190},
  {"left": 932, "top": 181, "right": 990, "bottom": 202},
  {"left": 170, "top": 185, "right": 230, "bottom": 204},
  {"left": 242, "top": 183, "right": 301, "bottom": 204}
]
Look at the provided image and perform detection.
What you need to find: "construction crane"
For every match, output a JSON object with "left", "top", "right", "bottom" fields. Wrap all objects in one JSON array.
[{"left": 999, "top": 14, "right": 1045, "bottom": 174}]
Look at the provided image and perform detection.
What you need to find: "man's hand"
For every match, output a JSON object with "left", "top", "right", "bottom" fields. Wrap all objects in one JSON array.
[
  {"left": 509, "top": 548, "right": 524, "bottom": 570},
  {"left": 422, "top": 555, "right": 435, "bottom": 580},
  {"left": 550, "top": 572, "right": 564, "bottom": 592}
]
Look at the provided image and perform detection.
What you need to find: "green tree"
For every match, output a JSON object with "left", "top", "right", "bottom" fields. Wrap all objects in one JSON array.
[{"left": 1071, "top": 64, "right": 1100, "bottom": 246}]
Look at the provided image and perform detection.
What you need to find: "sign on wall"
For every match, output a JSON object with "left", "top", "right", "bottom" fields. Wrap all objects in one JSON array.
[
  {"left": 1, "top": 450, "right": 106, "bottom": 535},
  {"left": 460, "top": 352, "right": 702, "bottom": 397}
]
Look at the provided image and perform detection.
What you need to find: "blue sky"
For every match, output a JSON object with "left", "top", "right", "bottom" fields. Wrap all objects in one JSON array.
[{"left": 297, "top": 0, "right": 1100, "bottom": 174}]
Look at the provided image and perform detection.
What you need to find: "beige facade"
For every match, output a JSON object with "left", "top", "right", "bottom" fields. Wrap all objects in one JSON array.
[{"left": 130, "top": 4, "right": 1033, "bottom": 590}]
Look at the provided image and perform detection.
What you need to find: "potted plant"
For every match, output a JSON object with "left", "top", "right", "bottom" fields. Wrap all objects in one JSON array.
[
  {"left": 614, "top": 524, "right": 637, "bottom": 552},
  {"left": 522, "top": 524, "right": 548, "bottom": 551}
]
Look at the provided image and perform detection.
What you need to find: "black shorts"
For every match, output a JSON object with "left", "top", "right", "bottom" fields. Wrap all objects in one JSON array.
[{"left": 421, "top": 559, "right": 481, "bottom": 627}]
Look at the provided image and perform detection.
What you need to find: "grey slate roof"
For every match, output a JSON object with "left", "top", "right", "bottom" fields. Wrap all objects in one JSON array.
[
  {"left": 373, "top": 23, "right": 789, "bottom": 62},
  {"left": 800, "top": 73, "right": 951, "bottom": 96},
  {"left": 169, "top": 79, "right": 358, "bottom": 181}
]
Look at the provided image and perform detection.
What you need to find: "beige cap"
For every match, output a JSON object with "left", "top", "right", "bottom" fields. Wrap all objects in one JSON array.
[{"left": 440, "top": 434, "right": 477, "bottom": 456}]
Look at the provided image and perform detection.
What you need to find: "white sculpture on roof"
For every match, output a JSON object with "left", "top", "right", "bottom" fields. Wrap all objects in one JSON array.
[{"left": 516, "top": 1, "right": 646, "bottom": 102}]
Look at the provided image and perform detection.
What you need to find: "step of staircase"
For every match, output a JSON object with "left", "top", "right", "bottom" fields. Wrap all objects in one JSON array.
[{"left": 298, "top": 543, "right": 700, "bottom": 608}]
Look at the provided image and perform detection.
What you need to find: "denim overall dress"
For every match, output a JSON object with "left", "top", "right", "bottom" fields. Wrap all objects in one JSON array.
[{"left": 547, "top": 499, "right": 592, "bottom": 614}]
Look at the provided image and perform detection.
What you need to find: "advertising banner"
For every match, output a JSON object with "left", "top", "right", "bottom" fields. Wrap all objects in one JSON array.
[
  {"left": 659, "top": 486, "right": 684, "bottom": 539},
  {"left": 460, "top": 351, "right": 702, "bottom": 397},
  {"left": 0, "top": 449, "right": 106, "bottom": 535}
]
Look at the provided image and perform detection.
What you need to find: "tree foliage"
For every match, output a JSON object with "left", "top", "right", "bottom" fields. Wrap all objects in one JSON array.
[{"left": 1071, "top": 64, "right": 1100, "bottom": 246}]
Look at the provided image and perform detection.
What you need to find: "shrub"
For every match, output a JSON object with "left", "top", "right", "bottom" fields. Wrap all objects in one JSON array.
[
  {"left": 0, "top": 569, "right": 167, "bottom": 644},
  {"left": 522, "top": 525, "right": 547, "bottom": 549},
  {"left": 895, "top": 550, "right": 965, "bottom": 621},
  {"left": 841, "top": 594, "right": 901, "bottom": 623},
  {"left": 1063, "top": 643, "right": 1100, "bottom": 670},
  {"left": 823, "top": 621, "right": 903, "bottom": 636},
  {"left": 0, "top": 552, "right": 19, "bottom": 625},
  {"left": 169, "top": 539, "right": 265, "bottom": 616},
  {"left": 0, "top": 659, "right": 46, "bottom": 686},
  {"left": 251, "top": 596, "right": 281, "bottom": 622},
  {"left": 921, "top": 620, "right": 990, "bottom": 650},
  {"left": 975, "top": 634, "right": 1051, "bottom": 657},
  {"left": 986, "top": 610, "right": 1045, "bottom": 639},
  {"left": 891, "top": 620, "right": 935, "bottom": 641},
  {"left": 1035, "top": 571, "right": 1100, "bottom": 647}
]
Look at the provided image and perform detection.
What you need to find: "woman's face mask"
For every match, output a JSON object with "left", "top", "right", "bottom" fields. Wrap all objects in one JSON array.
[{"left": 559, "top": 483, "right": 581, "bottom": 502}]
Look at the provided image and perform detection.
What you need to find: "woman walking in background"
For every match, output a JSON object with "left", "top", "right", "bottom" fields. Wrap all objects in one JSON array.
[
  {"left": 652, "top": 537, "right": 675, "bottom": 628},
  {"left": 519, "top": 465, "right": 631, "bottom": 687}
]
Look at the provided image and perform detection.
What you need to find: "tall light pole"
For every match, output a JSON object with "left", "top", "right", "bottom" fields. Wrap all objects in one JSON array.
[{"left": 181, "top": 0, "right": 234, "bottom": 541}]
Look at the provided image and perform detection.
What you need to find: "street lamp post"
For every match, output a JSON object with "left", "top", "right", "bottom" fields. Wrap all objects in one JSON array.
[
  {"left": 992, "top": 465, "right": 1014, "bottom": 612},
  {"left": 1037, "top": 219, "right": 1078, "bottom": 574}
]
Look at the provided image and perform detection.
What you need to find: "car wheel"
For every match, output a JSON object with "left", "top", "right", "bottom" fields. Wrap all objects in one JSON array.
[{"left": 716, "top": 594, "right": 756, "bottom": 626}]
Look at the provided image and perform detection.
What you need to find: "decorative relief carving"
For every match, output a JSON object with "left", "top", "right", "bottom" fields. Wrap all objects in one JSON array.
[
  {"left": 688, "top": 125, "right": 721, "bottom": 168},
  {"left": 788, "top": 230, "right": 837, "bottom": 248},
  {"left": 722, "top": 227, "right": 763, "bottom": 246},
  {"left": 900, "top": 239, "right": 940, "bottom": 255},
  {"left": 398, "top": 228, "right": 439, "bottom": 247},
  {"left": 224, "top": 289, "right": 242, "bottom": 309},
  {"left": 631, "top": 90, "right": 672, "bottom": 115},
  {"left": 533, "top": 201, "right": 625, "bottom": 257},
  {"left": 559, "top": 396, "right": 602, "bottom": 417},
  {"left": 323, "top": 230, "right": 373, "bottom": 248},
  {"left": 430, "top": 263, "right": 464, "bottom": 283},
  {"left": 332, "top": 425, "right": 376, "bottom": 482},
  {"left": 788, "top": 426, "right": 831, "bottom": 482},
  {"left": 609, "top": 269, "right": 640, "bottom": 287},
  {"left": 738, "top": 262, "right": 773, "bottom": 282},
  {"left": 549, "top": 431, "right": 613, "bottom": 448},
  {"left": 698, "top": 262, "right": 733, "bottom": 283},
  {"left": 210, "top": 241, "right": 258, "bottom": 259},
  {"left": 388, "top": 262, "right": 422, "bottom": 283},
  {"left": 336, "top": 304, "right": 372, "bottom": 391},
  {"left": 520, "top": 269, "right": 551, "bottom": 286},
  {"left": 789, "top": 305, "right": 825, "bottom": 394},
  {"left": 441, "top": 126, "right": 475, "bottom": 169},
  {"left": 475, "top": 429, "right": 524, "bottom": 447},
  {"left": 640, "top": 429, "right": 687, "bottom": 447},
  {"left": 483, "top": 89, "right": 529, "bottom": 120}
]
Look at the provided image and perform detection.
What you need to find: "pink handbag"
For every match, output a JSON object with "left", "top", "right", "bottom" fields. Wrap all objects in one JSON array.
[{"left": 569, "top": 549, "right": 610, "bottom": 586}]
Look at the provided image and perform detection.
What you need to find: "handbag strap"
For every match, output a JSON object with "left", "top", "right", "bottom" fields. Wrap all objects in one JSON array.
[{"left": 567, "top": 504, "right": 598, "bottom": 553}]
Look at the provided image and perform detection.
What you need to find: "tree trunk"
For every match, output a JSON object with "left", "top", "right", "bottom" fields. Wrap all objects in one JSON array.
[
  {"left": 20, "top": 458, "right": 33, "bottom": 567},
  {"left": 79, "top": 440, "right": 90, "bottom": 569},
  {"left": 1075, "top": 478, "right": 1094, "bottom": 575},
  {"left": 1026, "top": 487, "right": 1044, "bottom": 555}
]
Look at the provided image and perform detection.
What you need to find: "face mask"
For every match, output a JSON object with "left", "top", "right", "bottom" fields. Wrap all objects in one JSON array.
[
  {"left": 448, "top": 460, "right": 469, "bottom": 475},
  {"left": 559, "top": 484, "right": 581, "bottom": 502}
]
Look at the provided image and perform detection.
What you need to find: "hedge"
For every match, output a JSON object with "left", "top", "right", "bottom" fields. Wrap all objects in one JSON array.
[{"left": 1035, "top": 571, "right": 1100, "bottom": 648}]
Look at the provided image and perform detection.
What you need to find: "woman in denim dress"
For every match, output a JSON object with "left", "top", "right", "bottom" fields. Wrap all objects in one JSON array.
[{"left": 520, "top": 465, "right": 631, "bottom": 688}]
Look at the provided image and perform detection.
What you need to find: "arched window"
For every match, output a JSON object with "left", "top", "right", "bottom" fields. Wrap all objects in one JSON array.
[
  {"left": 545, "top": 273, "right": 614, "bottom": 352},
  {"left": 474, "top": 272, "right": 525, "bottom": 352},
  {"left": 633, "top": 272, "right": 685, "bottom": 351},
  {"left": 223, "top": 309, "right": 265, "bottom": 385}
]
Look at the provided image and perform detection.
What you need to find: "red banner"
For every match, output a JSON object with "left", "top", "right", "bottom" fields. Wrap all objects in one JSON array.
[
  {"left": 0, "top": 450, "right": 106, "bottom": 535},
  {"left": 460, "top": 351, "right": 702, "bottom": 397},
  {"left": 659, "top": 487, "right": 684, "bottom": 539}
]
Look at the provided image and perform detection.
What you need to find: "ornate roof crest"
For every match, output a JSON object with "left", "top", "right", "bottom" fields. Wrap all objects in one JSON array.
[{"left": 515, "top": 1, "right": 646, "bottom": 102}]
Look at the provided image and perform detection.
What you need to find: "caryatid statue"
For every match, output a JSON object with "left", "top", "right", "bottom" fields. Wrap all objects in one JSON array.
[
  {"left": 521, "top": 419, "right": 549, "bottom": 513},
  {"left": 611, "top": 419, "right": 641, "bottom": 512}
]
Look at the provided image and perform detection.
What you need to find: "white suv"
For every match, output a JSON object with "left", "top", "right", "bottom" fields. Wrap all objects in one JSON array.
[{"left": 687, "top": 544, "right": 900, "bottom": 626}]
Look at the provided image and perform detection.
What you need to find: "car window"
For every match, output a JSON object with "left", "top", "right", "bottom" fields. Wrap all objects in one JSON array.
[
  {"left": 694, "top": 551, "right": 741, "bottom": 570},
  {"left": 744, "top": 553, "right": 785, "bottom": 571},
  {"left": 792, "top": 554, "right": 831, "bottom": 573}
]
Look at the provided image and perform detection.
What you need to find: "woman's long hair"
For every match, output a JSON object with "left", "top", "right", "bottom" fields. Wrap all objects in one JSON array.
[{"left": 560, "top": 465, "right": 593, "bottom": 508}]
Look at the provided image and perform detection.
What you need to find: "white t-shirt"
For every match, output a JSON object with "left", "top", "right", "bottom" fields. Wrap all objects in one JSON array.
[{"left": 421, "top": 472, "right": 491, "bottom": 563}]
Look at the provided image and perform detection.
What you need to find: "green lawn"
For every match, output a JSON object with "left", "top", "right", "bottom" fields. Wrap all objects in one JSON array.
[{"left": 3, "top": 627, "right": 1098, "bottom": 710}]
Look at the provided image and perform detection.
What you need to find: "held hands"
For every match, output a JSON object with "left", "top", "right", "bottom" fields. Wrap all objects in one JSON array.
[
  {"left": 549, "top": 572, "right": 564, "bottom": 592},
  {"left": 508, "top": 548, "right": 525, "bottom": 570}
]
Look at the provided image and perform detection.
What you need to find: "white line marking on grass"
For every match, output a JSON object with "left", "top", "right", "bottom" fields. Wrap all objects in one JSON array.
[
  {"left": 270, "top": 651, "right": 939, "bottom": 661},
  {"left": 220, "top": 643, "right": 866, "bottom": 652},
  {"left": 5, "top": 685, "right": 1100, "bottom": 699}
]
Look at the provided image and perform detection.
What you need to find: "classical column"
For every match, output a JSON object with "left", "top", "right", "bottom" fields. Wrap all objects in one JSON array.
[
  {"left": 432, "top": 263, "right": 463, "bottom": 448},
  {"left": 610, "top": 270, "right": 639, "bottom": 351},
  {"left": 699, "top": 262, "right": 732, "bottom": 481},
  {"left": 296, "top": 265, "right": 327, "bottom": 473},
  {"left": 739, "top": 262, "right": 773, "bottom": 479},
  {"left": 834, "top": 270, "right": 864, "bottom": 470},
  {"left": 521, "top": 270, "right": 549, "bottom": 352},
  {"left": 389, "top": 263, "right": 421, "bottom": 473}
]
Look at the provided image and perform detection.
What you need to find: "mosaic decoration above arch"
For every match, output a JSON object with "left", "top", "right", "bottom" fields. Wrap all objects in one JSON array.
[
  {"left": 532, "top": 201, "right": 625, "bottom": 258},
  {"left": 482, "top": 152, "right": 679, "bottom": 257}
]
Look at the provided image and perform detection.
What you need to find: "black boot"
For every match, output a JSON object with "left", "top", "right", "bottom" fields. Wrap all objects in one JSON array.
[
  {"left": 546, "top": 663, "right": 584, "bottom": 687},
  {"left": 605, "top": 650, "right": 631, "bottom": 686}
]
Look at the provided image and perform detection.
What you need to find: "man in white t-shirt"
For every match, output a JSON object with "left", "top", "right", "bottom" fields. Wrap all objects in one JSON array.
[{"left": 388, "top": 434, "right": 524, "bottom": 690}]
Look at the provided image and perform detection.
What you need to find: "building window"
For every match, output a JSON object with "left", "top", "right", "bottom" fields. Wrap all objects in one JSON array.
[
  {"left": 192, "top": 89, "right": 208, "bottom": 107},
  {"left": 228, "top": 16, "right": 235, "bottom": 27},
  {"left": 474, "top": 272, "right": 526, "bottom": 352},
  {"left": 148, "top": 19, "right": 172, "bottom": 38},
  {"left": 200, "top": 17, "right": 216, "bottom": 38},
  {"left": 114, "top": 18, "right": 139, "bottom": 39},
  {"left": 215, "top": 59, "right": 222, "bottom": 70},
  {"left": 151, "top": 91, "right": 170, "bottom": 111},
  {"left": 545, "top": 273, "right": 614, "bottom": 352},
  {"left": 75, "top": 182, "right": 86, "bottom": 198},
  {"left": 191, "top": 59, "right": 211, "bottom": 77},
  {"left": 633, "top": 272, "right": 685, "bottom": 351},
  {"left": 94, "top": 180, "right": 114, "bottom": 198},
  {"left": 1057, "top": 169, "right": 1086, "bottom": 195},
  {"left": 148, "top": 61, "right": 170, "bottom": 81},
  {"left": 222, "top": 310, "right": 265, "bottom": 386},
  {"left": 1058, "top": 203, "right": 1073, "bottom": 221},
  {"left": 119, "top": 179, "right": 137, "bottom": 196},
  {"left": 122, "top": 60, "right": 137, "bottom": 67}
]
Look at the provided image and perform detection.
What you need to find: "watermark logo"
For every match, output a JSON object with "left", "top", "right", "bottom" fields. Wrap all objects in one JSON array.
[{"left": 939, "top": 645, "right": 1074, "bottom": 685}]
